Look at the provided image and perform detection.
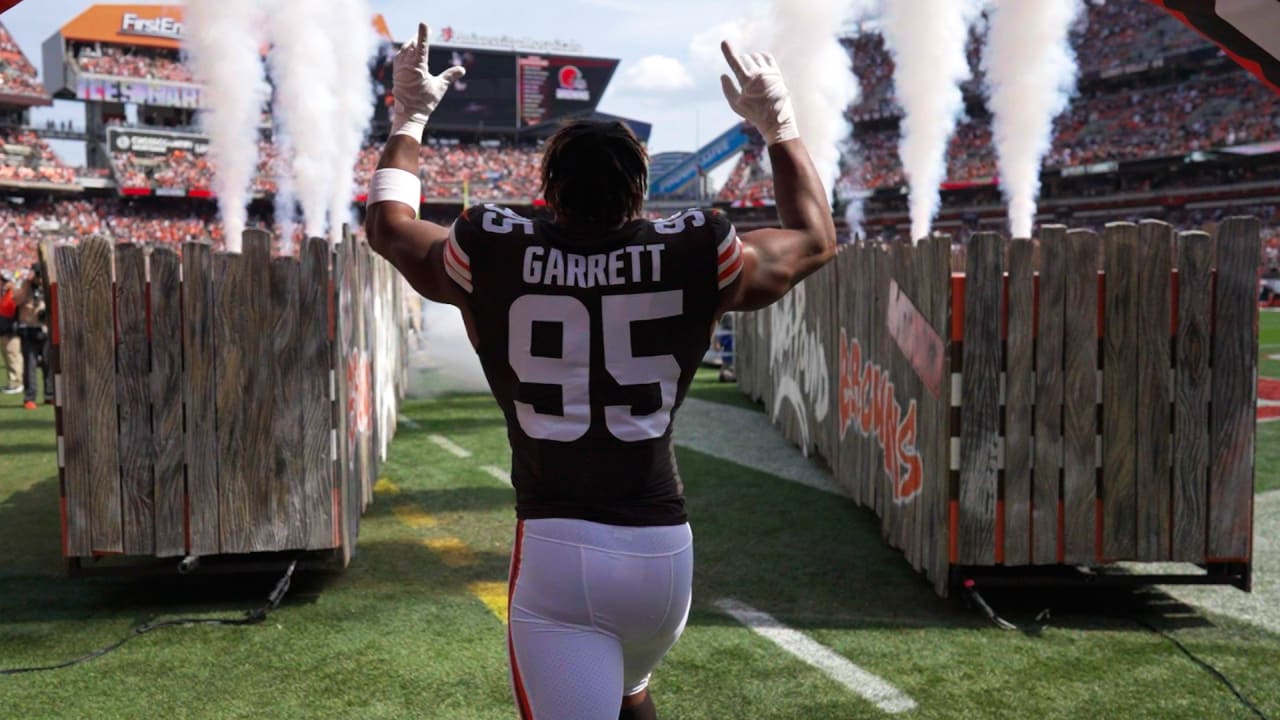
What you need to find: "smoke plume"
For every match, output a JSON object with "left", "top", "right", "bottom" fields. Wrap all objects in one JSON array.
[
  {"left": 273, "top": 127, "right": 297, "bottom": 256},
  {"left": 983, "top": 0, "right": 1082, "bottom": 238},
  {"left": 881, "top": 0, "right": 984, "bottom": 241},
  {"left": 268, "top": 0, "right": 341, "bottom": 241},
  {"left": 767, "top": 0, "right": 873, "bottom": 197},
  {"left": 322, "top": 0, "right": 375, "bottom": 245},
  {"left": 183, "top": 0, "right": 268, "bottom": 252}
]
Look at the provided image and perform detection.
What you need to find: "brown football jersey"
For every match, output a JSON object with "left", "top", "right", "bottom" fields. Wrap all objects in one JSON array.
[{"left": 444, "top": 204, "right": 744, "bottom": 526}]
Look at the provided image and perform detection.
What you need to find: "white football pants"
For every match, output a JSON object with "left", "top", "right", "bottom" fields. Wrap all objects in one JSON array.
[{"left": 507, "top": 518, "right": 694, "bottom": 720}]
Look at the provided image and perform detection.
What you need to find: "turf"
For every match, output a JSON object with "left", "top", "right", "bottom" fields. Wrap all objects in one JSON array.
[{"left": 0, "top": 355, "right": 1277, "bottom": 718}]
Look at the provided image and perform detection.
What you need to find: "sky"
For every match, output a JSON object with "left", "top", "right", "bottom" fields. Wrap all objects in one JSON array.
[{"left": 0, "top": 0, "right": 836, "bottom": 167}]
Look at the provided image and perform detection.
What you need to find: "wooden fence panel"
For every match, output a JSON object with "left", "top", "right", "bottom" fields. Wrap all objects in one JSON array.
[
  {"left": 1102, "top": 223, "right": 1138, "bottom": 560},
  {"left": 1136, "top": 221, "right": 1173, "bottom": 560},
  {"left": 1005, "top": 238, "right": 1035, "bottom": 566},
  {"left": 115, "top": 243, "right": 154, "bottom": 555},
  {"left": 925, "top": 235, "right": 952, "bottom": 595},
  {"left": 183, "top": 243, "right": 219, "bottom": 555},
  {"left": 214, "top": 251, "right": 248, "bottom": 554},
  {"left": 300, "top": 237, "right": 335, "bottom": 550},
  {"left": 240, "top": 232, "right": 275, "bottom": 551},
  {"left": 54, "top": 244, "right": 92, "bottom": 556},
  {"left": 270, "top": 256, "right": 305, "bottom": 549},
  {"left": 1172, "top": 231, "right": 1212, "bottom": 562},
  {"left": 834, "top": 248, "right": 858, "bottom": 502},
  {"left": 1063, "top": 229, "right": 1099, "bottom": 564},
  {"left": 150, "top": 247, "right": 185, "bottom": 557},
  {"left": 873, "top": 246, "right": 889, "bottom": 532},
  {"left": 1034, "top": 226, "right": 1067, "bottom": 564},
  {"left": 1209, "top": 217, "right": 1260, "bottom": 560},
  {"left": 78, "top": 237, "right": 123, "bottom": 553},
  {"left": 958, "top": 232, "right": 1001, "bottom": 565}
]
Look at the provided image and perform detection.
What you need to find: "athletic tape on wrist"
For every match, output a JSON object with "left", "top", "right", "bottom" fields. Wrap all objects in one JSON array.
[{"left": 368, "top": 168, "right": 422, "bottom": 214}]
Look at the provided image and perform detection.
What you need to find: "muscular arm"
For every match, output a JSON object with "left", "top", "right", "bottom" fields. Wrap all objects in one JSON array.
[
  {"left": 719, "top": 138, "right": 837, "bottom": 313},
  {"left": 364, "top": 136, "right": 466, "bottom": 308}
]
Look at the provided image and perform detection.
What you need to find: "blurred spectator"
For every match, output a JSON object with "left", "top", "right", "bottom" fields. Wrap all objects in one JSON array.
[
  {"left": 0, "top": 129, "right": 77, "bottom": 186},
  {"left": 0, "top": 21, "right": 48, "bottom": 100},
  {"left": 72, "top": 42, "right": 194, "bottom": 83}
]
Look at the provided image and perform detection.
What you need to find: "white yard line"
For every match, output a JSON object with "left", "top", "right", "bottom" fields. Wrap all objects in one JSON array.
[
  {"left": 674, "top": 398, "right": 841, "bottom": 495},
  {"left": 715, "top": 598, "right": 917, "bottom": 714},
  {"left": 482, "top": 466, "right": 512, "bottom": 485},
  {"left": 428, "top": 434, "right": 471, "bottom": 458}
]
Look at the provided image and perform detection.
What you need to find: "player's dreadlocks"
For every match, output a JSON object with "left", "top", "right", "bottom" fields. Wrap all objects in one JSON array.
[{"left": 540, "top": 120, "right": 648, "bottom": 230}]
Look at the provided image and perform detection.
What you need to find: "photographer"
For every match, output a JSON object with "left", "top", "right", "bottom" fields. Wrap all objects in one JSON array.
[
  {"left": 0, "top": 270, "right": 20, "bottom": 394},
  {"left": 14, "top": 264, "right": 51, "bottom": 409}
]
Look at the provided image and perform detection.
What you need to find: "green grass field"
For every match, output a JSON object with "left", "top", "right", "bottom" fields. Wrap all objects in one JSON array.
[{"left": 2, "top": 351, "right": 1279, "bottom": 718}]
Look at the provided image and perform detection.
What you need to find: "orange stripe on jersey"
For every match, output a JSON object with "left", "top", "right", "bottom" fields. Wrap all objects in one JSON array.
[
  {"left": 717, "top": 240, "right": 739, "bottom": 265},
  {"left": 507, "top": 521, "right": 535, "bottom": 720},
  {"left": 447, "top": 237, "right": 471, "bottom": 273},
  {"left": 718, "top": 254, "right": 744, "bottom": 282}
]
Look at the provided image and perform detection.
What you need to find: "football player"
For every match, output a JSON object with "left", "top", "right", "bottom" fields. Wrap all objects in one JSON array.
[{"left": 366, "top": 23, "right": 836, "bottom": 720}]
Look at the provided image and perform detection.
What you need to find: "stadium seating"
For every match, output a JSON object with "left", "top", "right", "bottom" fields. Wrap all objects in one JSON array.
[
  {"left": 0, "top": 22, "right": 46, "bottom": 100},
  {"left": 72, "top": 43, "right": 194, "bottom": 83},
  {"left": 0, "top": 128, "right": 79, "bottom": 187}
]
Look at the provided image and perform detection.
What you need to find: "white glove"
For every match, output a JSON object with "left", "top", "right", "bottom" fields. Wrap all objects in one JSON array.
[
  {"left": 719, "top": 41, "right": 799, "bottom": 146},
  {"left": 391, "top": 22, "right": 467, "bottom": 141}
]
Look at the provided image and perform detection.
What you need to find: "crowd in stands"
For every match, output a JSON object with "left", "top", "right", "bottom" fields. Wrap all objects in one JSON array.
[
  {"left": 0, "top": 23, "right": 47, "bottom": 100},
  {"left": 847, "top": 0, "right": 1210, "bottom": 121},
  {"left": 351, "top": 143, "right": 542, "bottom": 201},
  {"left": 0, "top": 129, "right": 78, "bottom": 186},
  {"left": 722, "top": 68, "right": 1280, "bottom": 204},
  {"left": 72, "top": 43, "right": 194, "bottom": 83}
]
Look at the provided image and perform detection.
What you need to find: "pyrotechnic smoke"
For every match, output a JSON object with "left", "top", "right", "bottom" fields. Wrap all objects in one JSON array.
[
  {"left": 322, "top": 0, "right": 375, "bottom": 245},
  {"left": 412, "top": 301, "right": 489, "bottom": 397},
  {"left": 983, "top": 0, "right": 1082, "bottom": 238},
  {"left": 268, "top": 0, "right": 340, "bottom": 241},
  {"left": 273, "top": 127, "right": 298, "bottom": 255},
  {"left": 183, "top": 0, "right": 268, "bottom": 253},
  {"left": 767, "top": 0, "right": 873, "bottom": 197},
  {"left": 881, "top": 0, "right": 984, "bottom": 242}
]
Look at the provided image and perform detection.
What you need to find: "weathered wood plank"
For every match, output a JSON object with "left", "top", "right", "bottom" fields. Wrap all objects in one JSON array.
[
  {"left": 928, "top": 234, "right": 953, "bottom": 595},
  {"left": 958, "top": 232, "right": 1002, "bottom": 565},
  {"left": 1102, "top": 223, "right": 1138, "bottom": 560},
  {"left": 78, "top": 237, "right": 123, "bottom": 553},
  {"left": 183, "top": 243, "right": 219, "bottom": 555},
  {"left": 115, "top": 243, "right": 154, "bottom": 555},
  {"left": 54, "top": 244, "right": 92, "bottom": 556},
  {"left": 240, "top": 231, "right": 275, "bottom": 551},
  {"left": 334, "top": 238, "right": 356, "bottom": 565},
  {"left": 1172, "top": 231, "right": 1212, "bottom": 562},
  {"left": 1135, "top": 221, "right": 1173, "bottom": 560},
  {"left": 214, "top": 250, "right": 249, "bottom": 554},
  {"left": 270, "top": 256, "right": 305, "bottom": 549},
  {"left": 149, "top": 247, "right": 185, "bottom": 557},
  {"left": 300, "top": 238, "right": 335, "bottom": 550},
  {"left": 1063, "top": 229, "right": 1100, "bottom": 564},
  {"left": 1208, "top": 217, "right": 1260, "bottom": 560},
  {"left": 912, "top": 237, "right": 934, "bottom": 573},
  {"left": 1005, "top": 238, "right": 1035, "bottom": 566},
  {"left": 1033, "top": 226, "right": 1067, "bottom": 564}
]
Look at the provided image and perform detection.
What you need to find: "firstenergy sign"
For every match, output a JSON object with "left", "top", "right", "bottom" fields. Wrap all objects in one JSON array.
[{"left": 119, "top": 12, "right": 183, "bottom": 40}]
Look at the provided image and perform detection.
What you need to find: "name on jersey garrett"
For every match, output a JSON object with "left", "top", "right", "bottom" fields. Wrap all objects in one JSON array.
[{"left": 522, "top": 244, "right": 664, "bottom": 289}]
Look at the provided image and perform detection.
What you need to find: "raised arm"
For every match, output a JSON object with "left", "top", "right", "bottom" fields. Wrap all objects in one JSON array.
[
  {"left": 716, "top": 42, "right": 837, "bottom": 314},
  {"left": 364, "top": 22, "right": 467, "bottom": 306}
]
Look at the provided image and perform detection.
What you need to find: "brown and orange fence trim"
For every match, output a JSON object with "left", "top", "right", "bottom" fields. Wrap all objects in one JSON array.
[
  {"left": 735, "top": 218, "right": 1260, "bottom": 597},
  {"left": 44, "top": 229, "right": 407, "bottom": 571}
]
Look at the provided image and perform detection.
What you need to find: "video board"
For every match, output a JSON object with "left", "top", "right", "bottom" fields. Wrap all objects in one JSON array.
[{"left": 370, "top": 43, "right": 617, "bottom": 131}]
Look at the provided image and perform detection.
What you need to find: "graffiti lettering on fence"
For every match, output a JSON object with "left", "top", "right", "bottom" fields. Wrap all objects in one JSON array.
[
  {"left": 768, "top": 283, "right": 830, "bottom": 452},
  {"left": 837, "top": 329, "right": 922, "bottom": 504}
]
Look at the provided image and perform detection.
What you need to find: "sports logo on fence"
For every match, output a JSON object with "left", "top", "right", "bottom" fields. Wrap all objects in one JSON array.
[
  {"left": 347, "top": 350, "right": 372, "bottom": 441},
  {"left": 768, "top": 283, "right": 829, "bottom": 452},
  {"left": 837, "top": 329, "right": 922, "bottom": 504}
]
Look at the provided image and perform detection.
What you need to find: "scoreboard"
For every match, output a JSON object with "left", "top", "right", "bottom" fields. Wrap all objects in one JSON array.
[{"left": 370, "top": 43, "right": 619, "bottom": 132}]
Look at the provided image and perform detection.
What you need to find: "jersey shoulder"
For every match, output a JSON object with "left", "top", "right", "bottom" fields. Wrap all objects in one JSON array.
[
  {"left": 455, "top": 203, "right": 537, "bottom": 243},
  {"left": 648, "top": 207, "right": 734, "bottom": 244}
]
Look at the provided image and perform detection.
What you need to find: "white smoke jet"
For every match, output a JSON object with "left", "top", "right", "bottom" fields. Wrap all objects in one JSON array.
[
  {"left": 184, "top": 0, "right": 268, "bottom": 252},
  {"left": 268, "top": 0, "right": 341, "bottom": 240},
  {"left": 321, "top": 0, "right": 375, "bottom": 245},
  {"left": 983, "top": 0, "right": 1082, "bottom": 238},
  {"left": 273, "top": 126, "right": 298, "bottom": 255},
  {"left": 881, "top": 0, "right": 984, "bottom": 242},
  {"left": 767, "top": 0, "right": 873, "bottom": 198}
]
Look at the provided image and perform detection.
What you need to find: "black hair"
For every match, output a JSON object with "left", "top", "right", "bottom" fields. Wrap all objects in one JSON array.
[{"left": 540, "top": 120, "right": 648, "bottom": 230}]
